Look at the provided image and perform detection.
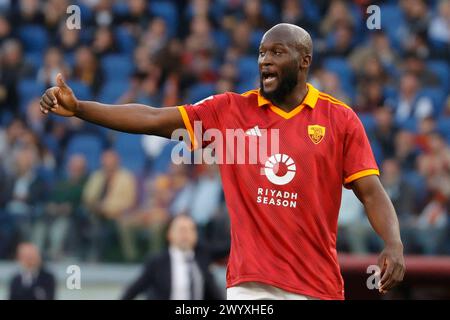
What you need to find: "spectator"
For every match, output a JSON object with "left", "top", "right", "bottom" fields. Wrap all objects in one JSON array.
[
  {"left": 325, "top": 22, "right": 355, "bottom": 58},
  {"left": 92, "top": 26, "right": 118, "bottom": 57},
  {"left": 57, "top": 25, "right": 81, "bottom": 56},
  {"left": 355, "top": 80, "right": 386, "bottom": 114},
  {"left": 42, "top": 0, "right": 69, "bottom": 37},
  {"left": 82, "top": 150, "right": 137, "bottom": 261},
  {"left": 72, "top": 46, "right": 104, "bottom": 95},
  {"left": 428, "top": 0, "right": 450, "bottom": 46},
  {"left": 399, "top": 0, "right": 430, "bottom": 51},
  {"left": 243, "top": 0, "right": 271, "bottom": 30},
  {"left": 0, "top": 14, "right": 12, "bottom": 46},
  {"left": 401, "top": 52, "right": 441, "bottom": 87},
  {"left": 2, "top": 146, "right": 46, "bottom": 242},
  {"left": 417, "top": 131, "right": 450, "bottom": 193},
  {"left": 0, "top": 39, "right": 34, "bottom": 114},
  {"left": 349, "top": 31, "right": 399, "bottom": 77},
  {"left": 381, "top": 159, "right": 418, "bottom": 223},
  {"left": 394, "top": 130, "right": 419, "bottom": 172},
  {"left": 14, "top": 0, "right": 44, "bottom": 26},
  {"left": 319, "top": 0, "right": 354, "bottom": 36},
  {"left": 280, "top": 0, "right": 316, "bottom": 35},
  {"left": 116, "top": 0, "right": 151, "bottom": 35},
  {"left": 371, "top": 106, "right": 399, "bottom": 159},
  {"left": 414, "top": 189, "right": 449, "bottom": 255},
  {"left": 33, "top": 154, "right": 87, "bottom": 261},
  {"left": 36, "top": 46, "right": 70, "bottom": 87},
  {"left": 9, "top": 242, "right": 55, "bottom": 300},
  {"left": 189, "top": 164, "right": 223, "bottom": 237},
  {"left": 121, "top": 214, "right": 226, "bottom": 300},
  {"left": 393, "top": 72, "right": 434, "bottom": 124}
]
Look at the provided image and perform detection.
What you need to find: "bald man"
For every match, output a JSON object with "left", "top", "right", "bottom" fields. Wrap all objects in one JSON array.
[
  {"left": 40, "top": 23, "right": 405, "bottom": 300},
  {"left": 9, "top": 243, "right": 56, "bottom": 300}
]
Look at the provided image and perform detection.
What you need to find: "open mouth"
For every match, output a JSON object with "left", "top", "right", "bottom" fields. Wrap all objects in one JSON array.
[{"left": 261, "top": 71, "right": 278, "bottom": 87}]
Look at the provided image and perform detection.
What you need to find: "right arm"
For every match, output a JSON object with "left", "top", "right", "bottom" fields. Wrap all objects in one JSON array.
[{"left": 40, "top": 74, "right": 184, "bottom": 138}]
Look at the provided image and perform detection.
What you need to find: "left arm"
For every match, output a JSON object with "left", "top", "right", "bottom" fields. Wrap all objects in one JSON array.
[{"left": 351, "top": 175, "right": 406, "bottom": 294}]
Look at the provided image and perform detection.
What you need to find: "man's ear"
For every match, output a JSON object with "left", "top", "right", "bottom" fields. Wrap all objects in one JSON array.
[{"left": 301, "top": 54, "right": 312, "bottom": 69}]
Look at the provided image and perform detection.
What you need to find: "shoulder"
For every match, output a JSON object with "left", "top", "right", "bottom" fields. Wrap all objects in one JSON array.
[
  {"left": 315, "top": 90, "right": 359, "bottom": 122},
  {"left": 147, "top": 249, "right": 170, "bottom": 265},
  {"left": 39, "top": 268, "right": 55, "bottom": 281}
]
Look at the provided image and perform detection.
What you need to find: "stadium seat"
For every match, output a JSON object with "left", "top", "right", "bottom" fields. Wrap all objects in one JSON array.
[
  {"left": 237, "top": 55, "right": 259, "bottom": 83},
  {"left": 65, "top": 133, "right": 104, "bottom": 172},
  {"left": 115, "top": 27, "right": 136, "bottom": 55},
  {"left": 250, "top": 30, "right": 265, "bottom": 51},
  {"left": 23, "top": 52, "right": 43, "bottom": 73},
  {"left": 101, "top": 54, "right": 134, "bottom": 80},
  {"left": 323, "top": 58, "right": 354, "bottom": 86},
  {"left": 419, "top": 87, "right": 446, "bottom": 116},
  {"left": 18, "top": 25, "right": 49, "bottom": 53},
  {"left": 186, "top": 83, "right": 216, "bottom": 104},
  {"left": 323, "top": 58, "right": 354, "bottom": 98},
  {"left": 114, "top": 133, "right": 147, "bottom": 174},
  {"left": 398, "top": 118, "right": 418, "bottom": 132},
  {"left": 427, "top": 60, "right": 449, "bottom": 92},
  {"left": 149, "top": 1, "right": 178, "bottom": 37},
  {"left": 66, "top": 80, "right": 93, "bottom": 101},
  {"left": 436, "top": 118, "right": 450, "bottom": 143},
  {"left": 97, "top": 81, "right": 129, "bottom": 104},
  {"left": 358, "top": 113, "right": 376, "bottom": 132},
  {"left": 213, "top": 30, "right": 230, "bottom": 52},
  {"left": 17, "top": 79, "right": 45, "bottom": 113},
  {"left": 379, "top": 4, "right": 405, "bottom": 50}
]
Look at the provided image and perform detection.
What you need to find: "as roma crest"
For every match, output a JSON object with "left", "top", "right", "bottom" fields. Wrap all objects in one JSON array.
[{"left": 307, "top": 125, "right": 326, "bottom": 144}]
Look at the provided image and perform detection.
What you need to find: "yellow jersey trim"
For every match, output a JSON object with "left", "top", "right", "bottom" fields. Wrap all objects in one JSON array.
[
  {"left": 344, "top": 169, "right": 380, "bottom": 185},
  {"left": 318, "top": 93, "right": 352, "bottom": 110},
  {"left": 241, "top": 83, "right": 320, "bottom": 120},
  {"left": 177, "top": 105, "right": 198, "bottom": 150}
]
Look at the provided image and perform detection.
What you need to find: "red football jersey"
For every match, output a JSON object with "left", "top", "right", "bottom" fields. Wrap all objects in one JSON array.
[{"left": 178, "top": 83, "right": 379, "bottom": 300}]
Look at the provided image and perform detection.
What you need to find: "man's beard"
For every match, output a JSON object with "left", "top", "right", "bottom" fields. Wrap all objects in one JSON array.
[{"left": 260, "top": 68, "right": 299, "bottom": 103}]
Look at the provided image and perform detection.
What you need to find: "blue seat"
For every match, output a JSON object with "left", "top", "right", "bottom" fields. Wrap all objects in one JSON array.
[
  {"left": 427, "top": 60, "right": 449, "bottom": 92},
  {"left": 379, "top": 4, "right": 405, "bottom": 43},
  {"left": 186, "top": 83, "right": 216, "bottom": 104},
  {"left": 358, "top": 113, "right": 376, "bottom": 132},
  {"left": 436, "top": 118, "right": 450, "bottom": 142},
  {"left": 323, "top": 58, "right": 354, "bottom": 98},
  {"left": 18, "top": 25, "right": 49, "bottom": 53},
  {"left": 323, "top": 58, "right": 354, "bottom": 86},
  {"left": 101, "top": 54, "right": 134, "bottom": 80},
  {"left": 250, "top": 30, "right": 265, "bottom": 51},
  {"left": 66, "top": 80, "right": 93, "bottom": 101},
  {"left": 149, "top": 1, "right": 178, "bottom": 37},
  {"left": 115, "top": 27, "right": 136, "bottom": 55},
  {"left": 419, "top": 87, "right": 446, "bottom": 115},
  {"left": 213, "top": 30, "right": 230, "bottom": 52},
  {"left": 24, "top": 52, "right": 43, "bottom": 72},
  {"left": 114, "top": 133, "right": 146, "bottom": 173},
  {"left": 398, "top": 118, "right": 418, "bottom": 132},
  {"left": 65, "top": 134, "right": 104, "bottom": 172},
  {"left": 17, "top": 79, "right": 45, "bottom": 113},
  {"left": 237, "top": 55, "right": 259, "bottom": 83},
  {"left": 97, "top": 80, "right": 129, "bottom": 103}
]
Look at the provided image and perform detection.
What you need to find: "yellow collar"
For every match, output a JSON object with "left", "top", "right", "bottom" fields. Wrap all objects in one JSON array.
[{"left": 257, "top": 83, "right": 319, "bottom": 109}]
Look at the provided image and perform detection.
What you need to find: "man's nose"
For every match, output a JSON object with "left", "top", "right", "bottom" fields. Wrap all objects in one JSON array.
[{"left": 259, "top": 54, "right": 273, "bottom": 67}]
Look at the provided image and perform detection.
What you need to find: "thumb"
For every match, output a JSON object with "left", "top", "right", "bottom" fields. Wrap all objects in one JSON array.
[{"left": 56, "top": 73, "right": 68, "bottom": 89}]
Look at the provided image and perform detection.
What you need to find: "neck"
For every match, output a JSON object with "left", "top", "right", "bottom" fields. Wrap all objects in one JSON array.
[{"left": 271, "top": 82, "right": 309, "bottom": 112}]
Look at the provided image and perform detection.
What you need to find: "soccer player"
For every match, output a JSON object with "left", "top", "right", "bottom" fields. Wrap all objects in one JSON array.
[{"left": 40, "top": 24, "right": 405, "bottom": 300}]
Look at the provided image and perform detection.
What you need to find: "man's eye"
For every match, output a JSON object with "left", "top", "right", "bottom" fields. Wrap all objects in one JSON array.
[
  {"left": 275, "top": 51, "right": 282, "bottom": 55},
  {"left": 259, "top": 51, "right": 265, "bottom": 57}
]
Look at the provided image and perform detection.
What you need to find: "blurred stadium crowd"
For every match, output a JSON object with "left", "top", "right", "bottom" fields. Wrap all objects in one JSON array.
[{"left": 0, "top": 0, "right": 449, "bottom": 263}]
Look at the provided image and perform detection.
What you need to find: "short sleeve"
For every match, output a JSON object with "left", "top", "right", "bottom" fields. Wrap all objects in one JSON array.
[
  {"left": 343, "top": 110, "right": 379, "bottom": 188},
  {"left": 177, "top": 93, "right": 228, "bottom": 149}
]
